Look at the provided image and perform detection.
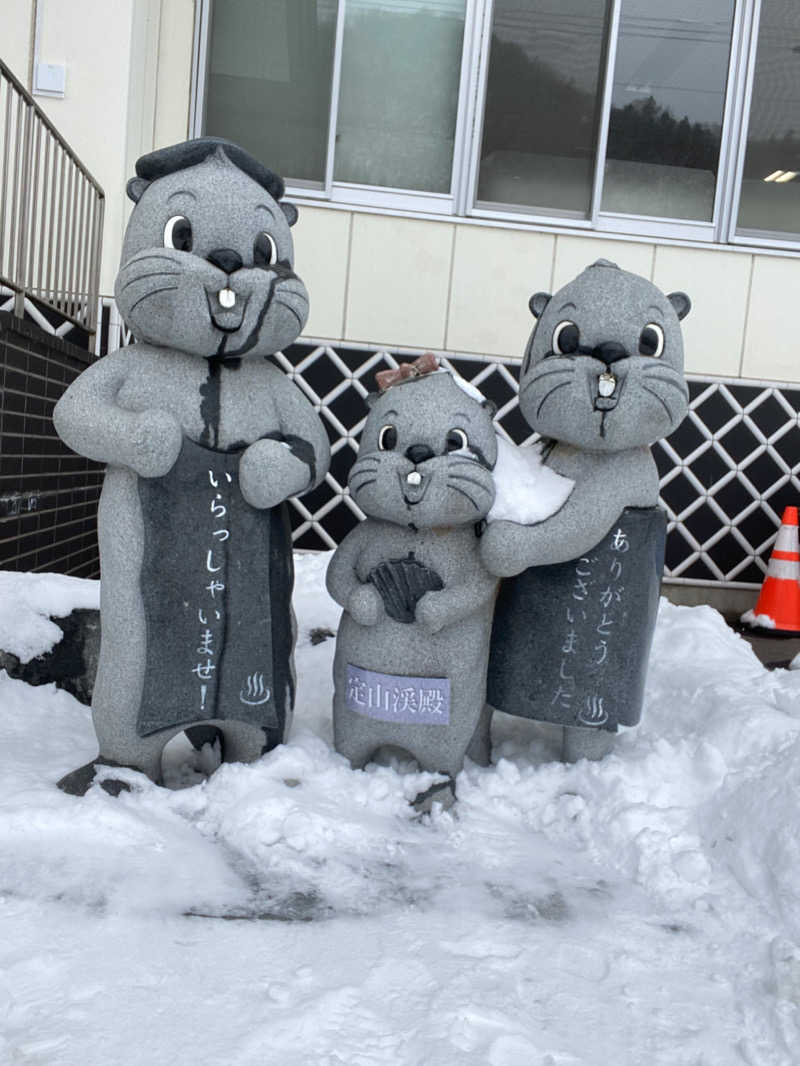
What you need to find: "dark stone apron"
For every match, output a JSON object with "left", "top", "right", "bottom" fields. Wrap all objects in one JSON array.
[
  {"left": 487, "top": 507, "right": 665, "bottom": 732},
  {"left": 136, "top": 436, "right": 294, "bottom": 744}
]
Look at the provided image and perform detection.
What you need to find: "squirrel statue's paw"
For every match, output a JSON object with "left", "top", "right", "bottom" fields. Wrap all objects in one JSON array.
[
  {"left": 348, "top": 584, "right": 384, "bottom": 628},
  {"left": 479, "top": 520, "right": 529, "bottom": 578},
  {"left": 415, "top": 590, "right": 450, "bottom": 635},
  {"left": 239, "top": 438, "right": 311, "bottom": 510},
  {"left": 129, "top": 409, "right": 183, "bottom": 478}
]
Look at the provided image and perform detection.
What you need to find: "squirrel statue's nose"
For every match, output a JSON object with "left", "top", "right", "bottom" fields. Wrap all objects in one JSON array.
[
  {"left": 593, "top": 341, "right": 628, "bottom": 366},
  {"left": 207, "top": 248, "right": 243, "bottom": 274},
  {"left": 405, "top": 444, "right": 435, "bottom": 465}
]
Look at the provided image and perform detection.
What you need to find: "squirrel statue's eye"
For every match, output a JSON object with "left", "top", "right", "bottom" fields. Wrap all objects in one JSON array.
[
  {"left": 254, "top": 232, "right": 277, "bottom": 269},
  {"left": 552, "top": 320, "right": 580, "bottom": 355},
  {"left": 446, "top": 428, "right": 469, "bottom": 452},
  {"left": 639, "top": 323, "right": 665, "bottom": 358},
  {"left": 378, "top": 425, "right": 397, "bottom": 451},
  {"left": 164, "top": 215, "right": 193, "bottom": 252}
]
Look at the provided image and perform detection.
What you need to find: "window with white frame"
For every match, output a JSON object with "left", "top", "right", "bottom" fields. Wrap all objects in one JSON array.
[
  {"left": 192, "top": 0, "right": 800, "bottom": 248},
  {"left": 203, "top": 1, "right": 338, "bottom": 189},
  {"left": 735, "top": 0, "right": 800, "bottom": 241},
  {"left": 199, "top": 0, "right": 469, "bottom": 213}
]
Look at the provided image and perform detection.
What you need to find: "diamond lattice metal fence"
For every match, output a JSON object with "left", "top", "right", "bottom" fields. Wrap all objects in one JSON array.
[
  {"left": 655, "top": 378, "right": 800, "bottom": 586},
  {"left": 6, "top": 291, "right": 798, "bottom": 589},
  {"left": 275, "top": 341, "right": 800, "bottom": 588}
]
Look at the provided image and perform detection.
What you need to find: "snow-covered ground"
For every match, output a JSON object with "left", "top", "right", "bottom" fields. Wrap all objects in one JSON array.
[{"left": 2, "top": 553, "right": 800, "bottom": 1065}]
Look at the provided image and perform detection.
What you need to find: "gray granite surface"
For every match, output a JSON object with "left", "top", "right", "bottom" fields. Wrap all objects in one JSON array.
[
  {"left": 481, "top": 261, "right": 691, "bottom": 761},
  {"left": 327, "top": 371, "right": 499, "bottom": 804},
  {"left": 53, "top": 138, "right": 329, "bottom": 794}
]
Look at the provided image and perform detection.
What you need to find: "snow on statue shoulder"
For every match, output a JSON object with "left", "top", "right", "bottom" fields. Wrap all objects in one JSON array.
[
  {"left": 53, "top": 137, "right": 330, "bottom": 795},
  {"left": 482, "top": 260, "right": 690, "bottom": 762}
]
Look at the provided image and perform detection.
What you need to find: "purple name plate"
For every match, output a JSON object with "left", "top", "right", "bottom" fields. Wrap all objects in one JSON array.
[{"left": 345, "top": 664, "right": 450, "bottom": 725}]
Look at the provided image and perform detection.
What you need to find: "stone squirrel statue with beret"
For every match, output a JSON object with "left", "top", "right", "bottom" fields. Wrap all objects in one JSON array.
[
  {"left": 480, "top": 260, "right": 690, "bottom": 762},
  {"left": 326, "top": 359, "right": 499, "bottom": 810},
  {"left": 53, "top": 137, "right": 330, "bottom": 794}
]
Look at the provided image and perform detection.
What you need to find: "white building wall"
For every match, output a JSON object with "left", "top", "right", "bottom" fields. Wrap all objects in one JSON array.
[
  {"left": 3, "top": 1, "right": 799, "bottom": 384},
  {"left": 4, "top": 0, "right": 194, "bottom": 294},
  {"left": 4, "top": 2, "right": 34, "bottom": 83},
  {"left": 153, "top": 0, "right": 195, "bottom": 150}
]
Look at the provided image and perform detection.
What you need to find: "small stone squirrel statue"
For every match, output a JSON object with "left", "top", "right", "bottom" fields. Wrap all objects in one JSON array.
[
  {"left": 53, "top": 137, "right": 330, "bottom": 794},
  {"left": 326, "top": 359, "right": 499, "bottom": 809},
  {"left": 481, "top": 260, "right": 690, "bottom": 762}
]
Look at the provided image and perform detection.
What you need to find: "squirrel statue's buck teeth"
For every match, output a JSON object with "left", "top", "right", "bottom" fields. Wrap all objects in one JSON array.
[
  {"left": 407, "top": 471, "right": 422, "bottom": 486},
  {"left": 598, "top": 373, "right": 617, "bottom": 398},
  {"left": 219, "top": 288, "right": 236, "bottom": 309}
]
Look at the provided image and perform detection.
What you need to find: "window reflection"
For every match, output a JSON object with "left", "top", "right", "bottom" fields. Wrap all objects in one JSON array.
[
  {"left": 334, "top": 0, "right": 466, "bottom": 193},
  {"left": 602, "top": 0, "right": 734, "bottom": 222},
  {"left": 205, "top": 0, "right": 338, "bottom": 187},
  {"left": 737, "top": 1, "right": 800, "bottom": 236},
  {"left": 477, "top": 0, "right": 610, "bottom": 217}
]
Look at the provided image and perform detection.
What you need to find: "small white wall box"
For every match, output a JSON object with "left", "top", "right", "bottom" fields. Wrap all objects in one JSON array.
[{"left": 34, "top": 62, "right": 66, "bottom": 97}]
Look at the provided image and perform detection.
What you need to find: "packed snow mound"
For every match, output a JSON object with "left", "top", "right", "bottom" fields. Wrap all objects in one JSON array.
[
  {"left": 1, "top": 552, "right": 800, "bottom": 1065},
  {"left": 488, "top": 437, "right": 573, "bottom": 525},
  {"left": 0, "top": 570, "right": 99, "bottom": 662}
]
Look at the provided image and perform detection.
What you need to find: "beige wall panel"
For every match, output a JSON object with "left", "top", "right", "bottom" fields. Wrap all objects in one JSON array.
[
  {"left": 4, "top": 3, "right": 34, "bottom": 86},
  {"left": 124, "top": 0, "right": 162, "bottom": 227},
  {"left": 346, "top": 214, "right": 453, "bottom": 349},
  {"left": 742, "top": 256, "right": 800, "bottom": 382},
  {"left": 553, "top": 235, "right": 653, "bottom": 289},
  {"left": 654, "top": 245, "right": 751, "bottom": 378},
  {"left": 154, "top": 0, "right": 194, "bottom": 149},
  {"left": 446, "top": 225, "right": 555, "bottom": 358},
  {"left": 293, "top": 206, "right": 350, "bottom": 340},
  {"left": 36, "top": 0, "right": 136, "bottom": 294}
]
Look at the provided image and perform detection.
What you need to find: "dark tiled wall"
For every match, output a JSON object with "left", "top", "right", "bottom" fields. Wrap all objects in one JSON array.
[{"left": 0, "top": 313, "right": 102, "bottom": 577}]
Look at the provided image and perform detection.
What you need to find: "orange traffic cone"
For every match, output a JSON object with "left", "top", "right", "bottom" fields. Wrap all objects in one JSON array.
[{"left": 741, "top": 505, "right": 800, "bottom": 635}]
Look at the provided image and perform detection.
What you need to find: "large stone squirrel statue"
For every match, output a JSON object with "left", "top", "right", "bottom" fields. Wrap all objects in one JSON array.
[
  {"left": 54, "top": 137, "right": 330, "bottom": 795},
  {"left": 480, "top": 260, "right": 690, "bottom": 762},
  {"left": 326, "top": 360, "right": 499, "bottom": 810}
]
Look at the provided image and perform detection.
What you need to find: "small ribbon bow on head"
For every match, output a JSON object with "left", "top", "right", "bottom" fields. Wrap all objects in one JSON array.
[{"left": 375, "top": 352, "right": 439, "bottom": 393}]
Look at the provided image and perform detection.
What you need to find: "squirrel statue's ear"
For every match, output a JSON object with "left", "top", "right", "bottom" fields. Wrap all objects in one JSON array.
[
  {"left": 528, "top": 292, "right": 551, "bottom": 318},
  {"left": 280, "top": 201, "right": 299, "bottom": 227},
  {"left": 667, "top": 292, "right": 691, "bottom": 321},
  {"left": 126, "top": 177, "right": 150, "bottom": 203}
]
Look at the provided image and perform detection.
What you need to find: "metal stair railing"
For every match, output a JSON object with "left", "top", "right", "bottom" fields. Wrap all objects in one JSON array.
[{"left": 0, "top": 58, "right": 104, "bottom": 335}]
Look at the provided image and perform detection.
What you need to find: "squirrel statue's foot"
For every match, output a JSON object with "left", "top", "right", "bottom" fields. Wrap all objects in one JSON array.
[
  {"left": 57, "top": 756, "right": 136, "bottom": 797},
  {"left": 412, "top": 777, "right": 456, "bottom": 815}
]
